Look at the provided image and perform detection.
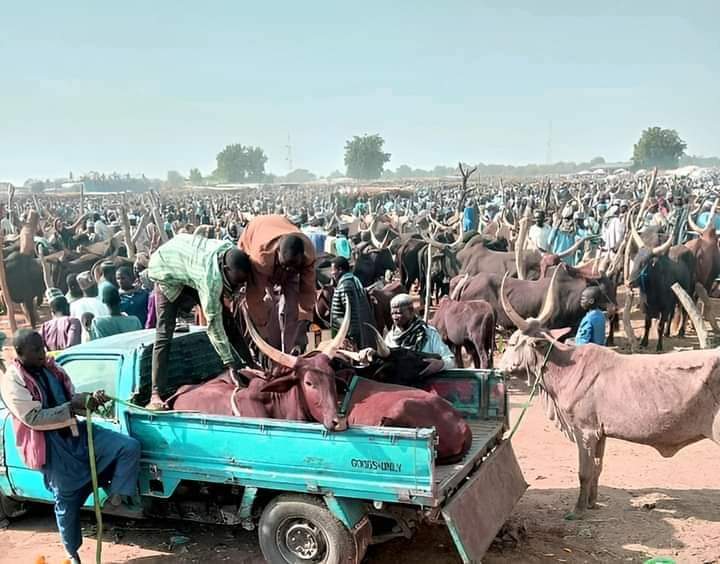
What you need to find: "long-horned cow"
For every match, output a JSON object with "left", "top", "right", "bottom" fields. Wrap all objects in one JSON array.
[
  {"left": 498, "top": 273, "right": 720, "bottom": 519},
  {"left": 171, "top": 307, "right": 353, "bottom": 431}
]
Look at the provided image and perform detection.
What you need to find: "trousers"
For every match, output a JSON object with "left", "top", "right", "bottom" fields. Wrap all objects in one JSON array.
[
  {"left": 151, "top": 286, "right": 253, "bottom": 396},
  {"left": 49, "top": 428, "right": 140, "bottom": 557}
]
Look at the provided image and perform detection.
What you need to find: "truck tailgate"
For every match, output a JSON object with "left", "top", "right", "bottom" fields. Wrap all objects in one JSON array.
[
  {"left": 442, "top": 440, "right": 527, "bottom": 563},
  {"left": 433, "top": 419, "right": 505, "bottom": 502}
]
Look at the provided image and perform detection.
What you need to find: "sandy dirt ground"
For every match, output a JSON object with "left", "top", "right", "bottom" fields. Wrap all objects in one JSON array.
[{"left": 2, "top": 297, "right": 720, "bottom": 563}]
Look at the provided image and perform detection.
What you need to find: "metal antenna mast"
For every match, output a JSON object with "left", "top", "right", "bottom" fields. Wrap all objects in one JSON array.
[
  {"left": 285, "top": 134, "right": 293, "bottom": 171},
  {"left": 545, "top": 120, "right": 553, "bottom": 164}
]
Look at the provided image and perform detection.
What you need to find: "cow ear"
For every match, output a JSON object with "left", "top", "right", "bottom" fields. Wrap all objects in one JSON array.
[
  {"left": 259, "top": 374, "right": 298, "bottom": 393},
  {"left": 548, "top": 327, "right": 572, "bottom": 341}
]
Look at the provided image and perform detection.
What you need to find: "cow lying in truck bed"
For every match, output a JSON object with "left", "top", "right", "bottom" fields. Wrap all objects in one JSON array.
[{"left": 169, "top": 305, "right": 473, "bottom": 464}]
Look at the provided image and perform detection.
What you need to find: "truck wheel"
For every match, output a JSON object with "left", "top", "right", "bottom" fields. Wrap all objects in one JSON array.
[
  {"left": 259, "top": 494, "right": 356, "bottom": 564},
  {"left": 0, "top": 492, "right": 24, "bottom": 528}
]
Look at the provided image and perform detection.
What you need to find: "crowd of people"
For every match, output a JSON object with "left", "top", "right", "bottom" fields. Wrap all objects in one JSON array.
[{"left": 1, "top": 168, "right": 719, "bottom": 561}]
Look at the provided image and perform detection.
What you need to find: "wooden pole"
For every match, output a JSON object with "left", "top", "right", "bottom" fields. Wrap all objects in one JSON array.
[
  {"left": 0, "top": 231, "right": 17, "bottom": 335},
  {"left": 423, "top": 243, "right": 433, "bottom": 321},
  {"left": 694, "top": 282, "right": 719, "bottom": 333},
  {"left": 672, "top": 282, "right": 709, "bottom": 349},
  {"left": 119, "top": 204, "right": 136, "bottom": 259},
  {"left": 622, "top": 288, "right": 637, "bottom": 352}
]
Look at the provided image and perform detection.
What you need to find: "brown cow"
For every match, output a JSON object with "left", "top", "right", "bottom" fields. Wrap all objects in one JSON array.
[
  {"left": 344, "top": 377, "right": 473, "bottom": 464},
  {"left": 498, "top": 272, "right": 720, "bottom": 519},
  {"left": 431, "top": 297, "right": 495, "bottom": 368},
  {"left": 170, "top": 306, "right": 353, "bottom": 431}
]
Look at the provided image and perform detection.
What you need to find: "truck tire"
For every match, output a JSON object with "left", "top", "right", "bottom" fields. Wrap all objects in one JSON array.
[
  {"left": 0, "top": 492, "right": 25, "bottom": 528},
  {"left": 258, "top": 494, "right": 357, "bottom": 564}
]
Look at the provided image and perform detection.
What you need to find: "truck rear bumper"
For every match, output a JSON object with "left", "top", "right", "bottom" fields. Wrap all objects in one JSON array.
[{"left": 441, "top": 440, "right": 527, "bottom": 563}]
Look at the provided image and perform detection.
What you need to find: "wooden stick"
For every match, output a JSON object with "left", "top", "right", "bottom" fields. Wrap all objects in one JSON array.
[
  {"left": 672, "top": 282, "right": 708, "bottom": 349},
  {"left": 423, "top": 243, "right": 433, "bottom": 321},
  {"left": 119, "top": 205, "right": 136, "bottom": 259},
  {"left": 0, "top": 232, "right": 17, "bottom": 335},
  {"left": 694, "top": 282, "right": 719, "bottom": 332},
  {"left": 622, "top": 288, "right": 637, "bottom": 352}
]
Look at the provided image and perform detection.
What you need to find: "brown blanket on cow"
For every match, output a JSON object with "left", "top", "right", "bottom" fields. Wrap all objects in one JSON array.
[{"left": 344, "top": 377, "right": 473, "bottom": 464}]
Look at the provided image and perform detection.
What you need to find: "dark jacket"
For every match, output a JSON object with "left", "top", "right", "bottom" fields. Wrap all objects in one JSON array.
[{"left": 330, "top": 272, "right": 375, "bottom": 349}]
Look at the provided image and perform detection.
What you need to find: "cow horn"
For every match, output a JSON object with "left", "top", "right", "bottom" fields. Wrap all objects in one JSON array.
[
  {"left": 555, "top": 236, "right": 591, "bottom": 259},
  {"left": 687, "top": 211, "right": 704, "bottom": 234},
  {"left": 651, "top": 234, "right": 672, "bottom": 256},
  {"left": 515, "top": 217, "right": 530, "bottom": 280},
  {"left": 705, "top": 198, "right": 719, "bottom": 233},
  {"left": 630, "top": 222, "right": 646, "bottom": 250},
  {"left": 500, "top": 273, "right": 530, "bottom": 332},
  {"left": 420, "top": 232, "right": 447, "bottom": 250},
  {"left": 364, "top": 323, "right": 391, "bottom": 358},
  {"left": 318, "top": 302, "right": 352, "bottom": 359},
  {"left": 535, "top": 267, "right": 560, "bottom": 327},
  {"left": 242, "top": 307, "right": 298, "bottom": 369}
]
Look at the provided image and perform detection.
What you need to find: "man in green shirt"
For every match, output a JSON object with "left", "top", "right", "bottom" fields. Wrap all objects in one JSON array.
[{"left": 147, "top": 234, "right": 253, "bottom": 410}]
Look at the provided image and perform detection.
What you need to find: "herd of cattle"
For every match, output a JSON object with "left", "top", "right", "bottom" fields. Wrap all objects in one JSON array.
[{"left": 4, "top": 170, "right": 720, "bottom": 518}]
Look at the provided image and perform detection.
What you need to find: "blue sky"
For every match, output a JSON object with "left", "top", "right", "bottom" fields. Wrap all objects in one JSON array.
[{"left": 1, "top": 1, "right": 718, "bottom": 183}]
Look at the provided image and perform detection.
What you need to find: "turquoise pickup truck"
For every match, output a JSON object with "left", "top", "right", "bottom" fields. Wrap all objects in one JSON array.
[{"left": 0, "top": 328, "right": 526, "bottom": 563}]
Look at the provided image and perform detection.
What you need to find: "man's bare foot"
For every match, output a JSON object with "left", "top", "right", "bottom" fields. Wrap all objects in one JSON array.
[{"left": 145, "top": 394, "right": 167, "bottom": 411}]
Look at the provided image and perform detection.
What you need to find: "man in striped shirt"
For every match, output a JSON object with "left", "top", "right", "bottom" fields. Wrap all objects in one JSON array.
[
  {"left": 329, "top": 257, "right": 375, "bottom": 349},
  {"left": 146, "top": 234, "right": 252, "bottom": 409}
]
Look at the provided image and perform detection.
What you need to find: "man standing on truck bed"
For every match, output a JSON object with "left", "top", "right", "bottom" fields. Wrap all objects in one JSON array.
[
  {"left": 238, "top": 214, "right": 317, "bottom": 354},
  {"left": 0, "top": 329, "right": 141, "bottom": 564},
  {"left": 146, "top": 233, "right": 253, "bottom": 410}
]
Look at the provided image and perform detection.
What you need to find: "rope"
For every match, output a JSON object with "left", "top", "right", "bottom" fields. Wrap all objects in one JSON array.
[
  {"left": 508, "top": 342, "right": 554, "bottom": 440},
  {"left": 85, "top": 394, "right": 185, "bottom": 564},
  {"left": 85, "top": 396, "right": 103, "bottom": 564}
]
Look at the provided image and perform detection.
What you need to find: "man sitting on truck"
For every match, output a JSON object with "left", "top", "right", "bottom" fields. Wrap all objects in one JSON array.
[
  {"left": 147, "top": 233, "right": 253, "bottom": 410},
  {"left": 0, "top": 329, "right": 141, "bottom": 564},
  {"left": 385, "top": 293, "right": 456, "bottom": 376}
]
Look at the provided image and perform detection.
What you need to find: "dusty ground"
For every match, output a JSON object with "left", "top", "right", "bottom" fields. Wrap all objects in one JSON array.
[{"left": 2, "top": 295, "right": 720, "bottom": 563}]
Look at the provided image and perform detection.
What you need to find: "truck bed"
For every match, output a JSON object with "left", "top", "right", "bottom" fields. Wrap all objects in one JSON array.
[{"left": 434, "top": 419, "right": 505, "bottom": 502}]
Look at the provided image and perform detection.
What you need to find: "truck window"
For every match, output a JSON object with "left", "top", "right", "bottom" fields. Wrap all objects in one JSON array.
[{"left": 61, "top": 358, "right": 120, "bottom": 399}]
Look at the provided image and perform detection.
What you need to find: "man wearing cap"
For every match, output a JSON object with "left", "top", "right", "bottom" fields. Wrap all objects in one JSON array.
[
  {"left": 385, "top": 294, "right": 455, "bottom": 376},
  {"left": 69, "top": 271, "right": 110, "bottom": 321},
  {"left": 548, "top": 208, "right": 582, "bottom": 266},
  {"left": 147, "top": 233, "right": 253, "bottom": 409}
]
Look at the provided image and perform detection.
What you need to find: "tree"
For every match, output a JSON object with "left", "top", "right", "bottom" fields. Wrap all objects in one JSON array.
[
  {"left": 589, "top": 156, "right": 606, "bottom": 166},
  {"left": 327, "top": 169, "right": 344, "bottom": 179},
  {"left": 344, "top": 134, "right": 391, "bottom": 179},
  {"left": 166, "top": 170, "right": 185, "bottom": 189},
  {"left": 215, "top": 143, "right": 268, "bottom": 183},
  {"left": 189, "top": 168, "right": 203, "bottom": 184},
  {"left": 282, "top": 169, "right": 317, "bottom": 183},
  {"left": 632, "top": 127, "right": 687, "bottom": 170},
  {"left": 395, "top": 164, "right": 414, "bottom": 178}
]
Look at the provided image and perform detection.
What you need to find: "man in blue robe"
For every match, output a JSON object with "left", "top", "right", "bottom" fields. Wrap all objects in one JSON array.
[{"left": 0, "top": 329, "right": 141, "bottom": 563}]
